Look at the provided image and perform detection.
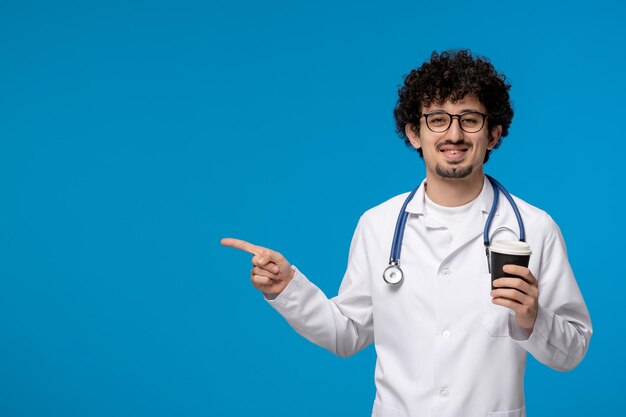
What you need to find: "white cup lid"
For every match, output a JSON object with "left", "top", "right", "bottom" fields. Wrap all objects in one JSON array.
[{"left": 490, "top": 240, "right": 532, "bottom": 256}]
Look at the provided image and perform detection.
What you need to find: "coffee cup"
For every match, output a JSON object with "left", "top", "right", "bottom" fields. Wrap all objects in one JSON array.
[{"left": 490, "top": 240, "right": 532, "bottom": 290}]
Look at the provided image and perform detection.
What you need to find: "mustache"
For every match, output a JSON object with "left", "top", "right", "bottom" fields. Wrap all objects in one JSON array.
[{"left": 436, "top": 140, "right": 473, "bottom": 151}]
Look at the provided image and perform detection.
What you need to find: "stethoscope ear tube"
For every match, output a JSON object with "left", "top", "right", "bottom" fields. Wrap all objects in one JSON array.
[
  {"left": 483, "top": 175, "right": 526, "bottom": 273},
  {"left": 484, "top": 178, "right": 500, "bottom": 274},
  {"left": 485, "top": 175, "right": 525, "bottom": 242}
]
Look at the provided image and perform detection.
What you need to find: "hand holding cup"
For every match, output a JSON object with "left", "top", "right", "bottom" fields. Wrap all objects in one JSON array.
[{"left": 490, "top": 240, "right": 538, "bottom": 334}]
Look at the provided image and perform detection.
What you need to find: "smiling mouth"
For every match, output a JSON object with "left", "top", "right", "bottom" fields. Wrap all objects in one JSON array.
[
  {"left": 441, "top": 148, "right": 467, "bottom": 155},
  {"left": 439, "top": 145, "right": 470, "bottom": 161}
]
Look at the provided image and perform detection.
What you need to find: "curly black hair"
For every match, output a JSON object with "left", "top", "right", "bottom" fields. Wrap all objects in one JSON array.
[{"left": 393, "top": 49, "right": 514, "bottom": 163}]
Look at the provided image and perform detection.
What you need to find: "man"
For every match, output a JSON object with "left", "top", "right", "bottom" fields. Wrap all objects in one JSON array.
[{"left": 222, "top": 50, "right": 592, "bottom": 416}]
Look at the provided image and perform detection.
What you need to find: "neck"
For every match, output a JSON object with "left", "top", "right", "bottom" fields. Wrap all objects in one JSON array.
[{"left": 425, "top": 169, "right": 485, "bottom": 207}]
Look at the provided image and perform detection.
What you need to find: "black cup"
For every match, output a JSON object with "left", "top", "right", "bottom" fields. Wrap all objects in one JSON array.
[{"left": 490, "top": 241, "right": 532, "bottom": 290}]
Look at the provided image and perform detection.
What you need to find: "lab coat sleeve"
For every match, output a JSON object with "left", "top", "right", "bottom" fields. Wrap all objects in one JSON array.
[
  {"left": 266, "top": 219, "right": 374, "bottom": 358},
  {"left": 510, "top": 214, "right": 592, "bottom": 371}
]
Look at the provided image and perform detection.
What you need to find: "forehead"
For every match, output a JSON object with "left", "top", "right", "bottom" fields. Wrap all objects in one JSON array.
[{"left": 423, "top": 93, "right": 486, "bottom": 113}]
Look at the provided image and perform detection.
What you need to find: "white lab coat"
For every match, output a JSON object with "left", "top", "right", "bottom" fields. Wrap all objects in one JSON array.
[{"left": 267, "top": 177, "right": 592, "bottom": 417}]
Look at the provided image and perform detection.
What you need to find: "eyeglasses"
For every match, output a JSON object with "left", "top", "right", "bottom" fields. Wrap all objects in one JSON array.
[{"left": 422, "top": 111, "right": 487, "bottom": 133}]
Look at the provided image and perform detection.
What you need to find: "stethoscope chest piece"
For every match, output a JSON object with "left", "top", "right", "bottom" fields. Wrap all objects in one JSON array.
[{"left": 383, "top": 262, "right": 403, "bottom": 285}]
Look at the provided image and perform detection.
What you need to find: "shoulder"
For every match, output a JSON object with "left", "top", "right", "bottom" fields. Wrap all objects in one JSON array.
[
  {"left": 508, "top": 193, "right": 560, "bottom": 236},
  {"left": 360, "top": 192, "right": 412, "bottom": 224},
  {"left": 349, "top": 192, "right": 414, "bottom": 238}
]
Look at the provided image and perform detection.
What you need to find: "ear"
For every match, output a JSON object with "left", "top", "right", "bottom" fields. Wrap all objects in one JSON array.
[
  {"left": 487, "top": 125, "right": 502, "bottom": 150},
  {"left": 405, "top": 124, "right": 421, "bottom": 150}
]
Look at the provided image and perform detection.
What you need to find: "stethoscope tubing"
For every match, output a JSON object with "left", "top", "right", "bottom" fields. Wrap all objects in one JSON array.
[
  {"left": 389, "top": 186, "right": 419, "bottom": 264},
  {"left": 386, "top": 175, "right": 524, "bottom": 283},
  {"left": 484, "top": 175, "right": 525, "bottom": 243}
]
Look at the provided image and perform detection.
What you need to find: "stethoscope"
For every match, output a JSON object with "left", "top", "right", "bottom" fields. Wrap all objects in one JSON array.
[{"left": 382, "top": 175, "right": 525, "bottom": 285}]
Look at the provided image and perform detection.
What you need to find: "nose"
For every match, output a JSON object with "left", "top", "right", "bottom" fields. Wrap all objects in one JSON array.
[{"left": 445, "top": 115, "right": 465, "bottom": 139}]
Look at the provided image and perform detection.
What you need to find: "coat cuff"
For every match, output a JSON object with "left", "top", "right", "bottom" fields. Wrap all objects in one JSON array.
[
  {"left": 510, "top": 306, "right": 577, "bottom": 370},
  {"left": 510, "top": 305, "right": 550, "bottom": 343},
  {"left": 265, "top": 266, "right": 304, "bottom": 306},
  {"left": 507, "top": 307, "right": 548, "bottom": 342}
]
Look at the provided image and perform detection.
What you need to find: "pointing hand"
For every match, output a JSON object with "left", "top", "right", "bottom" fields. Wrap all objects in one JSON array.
[{"left": 221, "top": 238, "right": 294, "bottom": 296}]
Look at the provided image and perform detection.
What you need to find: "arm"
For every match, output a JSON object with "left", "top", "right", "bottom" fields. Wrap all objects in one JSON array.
[
  {"left": 493, "top": 214, "right": 592, "bottom": 371},
  {"left": 221, "top": 220, "right": 374, "bottom": 358}
]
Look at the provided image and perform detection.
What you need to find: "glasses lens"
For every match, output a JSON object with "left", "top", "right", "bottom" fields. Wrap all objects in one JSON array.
[
  {"left": 459, "top": 112, "right": 484, "bottom": 133},
  {"left": 426, "top": 112, "right": 451, "bottom": 132}
]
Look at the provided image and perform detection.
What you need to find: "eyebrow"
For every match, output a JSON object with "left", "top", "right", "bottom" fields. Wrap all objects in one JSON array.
[{"left": 427, "top": 108, "right": 483, "bottom": 113}]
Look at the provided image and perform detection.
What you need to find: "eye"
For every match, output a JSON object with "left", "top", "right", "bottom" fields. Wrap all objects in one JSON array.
[
  {"left": 461, "top": 115, "right": 480, "bottom": 126},
  {"left": 428, "top": 114, "right": 449, "bottom": 126}
]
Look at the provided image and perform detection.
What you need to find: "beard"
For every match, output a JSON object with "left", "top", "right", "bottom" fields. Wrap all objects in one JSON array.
[
  {"left": 433, "top": 139, "right": 476, "bottom": 179},
  {"left": 435, "top": 164, "right": 474, "bottom": 178}
]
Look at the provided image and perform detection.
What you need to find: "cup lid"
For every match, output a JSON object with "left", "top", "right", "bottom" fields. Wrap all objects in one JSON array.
[{"left": 490, "top": 240, "right": 532, "bottom": 256}]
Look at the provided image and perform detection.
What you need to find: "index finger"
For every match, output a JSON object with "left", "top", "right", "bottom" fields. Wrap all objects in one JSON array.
[
  {"left": 503, "top": 264, "right": 536, "bottom": 284},
  {"left": 220, "top": 238, "right": 263, "bottom": 256}
]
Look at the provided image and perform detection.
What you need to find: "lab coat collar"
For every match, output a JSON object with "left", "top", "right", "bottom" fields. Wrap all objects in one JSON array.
[{"left": 405, "top": 176, "right": 497, "bottom": 216}]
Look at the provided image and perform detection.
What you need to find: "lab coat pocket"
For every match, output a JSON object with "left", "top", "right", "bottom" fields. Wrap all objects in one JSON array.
[
  {"left": 487, "top": 405, "right": 526, "bottom": 417},
  {"left": 481, "top": 273, "right": 510, "bottom": 337}
]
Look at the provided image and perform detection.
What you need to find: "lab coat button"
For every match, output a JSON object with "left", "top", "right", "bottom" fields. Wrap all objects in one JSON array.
[
  {"left": 440, "top": 389, "right": 450, "bottom": 398},
  {"left": 442, "top": 330, "right": 451, "bottom": 339},
  {"left": 440, "top": 268, "right": 451, "bottom": 278}
]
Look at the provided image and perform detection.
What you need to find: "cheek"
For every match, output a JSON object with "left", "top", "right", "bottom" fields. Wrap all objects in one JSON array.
[
  {"left": 477, "top": 136, "right": 493, "bottom": 152},
  {"left": 422, "top": 147, "right": 440, "bottom": 164}
]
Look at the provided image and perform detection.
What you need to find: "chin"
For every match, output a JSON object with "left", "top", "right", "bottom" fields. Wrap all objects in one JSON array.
[{"left": 435, "top": 164, "right": 474, "bottom": 179}]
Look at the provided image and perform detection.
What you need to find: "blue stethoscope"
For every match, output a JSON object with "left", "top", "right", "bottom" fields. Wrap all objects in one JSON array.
[{"left": 382, "top": 175, "right": 526, "bottom": 285}]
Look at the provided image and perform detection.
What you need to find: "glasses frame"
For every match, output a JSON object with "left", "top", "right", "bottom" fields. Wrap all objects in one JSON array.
[{"left": 422, "top": 110, "right": 488, "bottom": 133}]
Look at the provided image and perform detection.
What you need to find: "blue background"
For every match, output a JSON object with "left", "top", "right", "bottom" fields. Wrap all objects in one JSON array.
[{"left": 1, "top": 0, "right": 623, "bottom": 415}]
